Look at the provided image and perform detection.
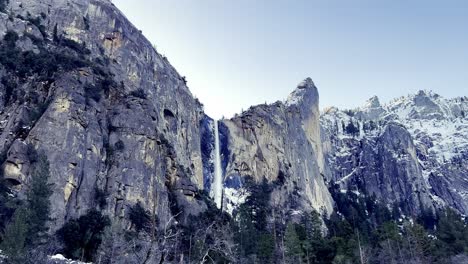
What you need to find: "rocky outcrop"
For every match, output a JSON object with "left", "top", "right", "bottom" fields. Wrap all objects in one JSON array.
[{"left": 219, "top": 78, "right": 334, "bottom": 216}]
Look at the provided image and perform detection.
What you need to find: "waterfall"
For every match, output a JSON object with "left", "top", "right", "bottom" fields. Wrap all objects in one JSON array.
[{"left": 213, "top": 120, "right": 223, "bottom": 209}]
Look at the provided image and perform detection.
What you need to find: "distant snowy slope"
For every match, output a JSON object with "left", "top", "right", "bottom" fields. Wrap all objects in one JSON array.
[{"left": 321, "top": 91, "right": 468, "bottom": 214}]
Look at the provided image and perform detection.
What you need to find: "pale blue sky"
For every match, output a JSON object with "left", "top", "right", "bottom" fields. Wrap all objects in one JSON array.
[{"left": 113, "top": 0, "right": 468, "bottom": 119}]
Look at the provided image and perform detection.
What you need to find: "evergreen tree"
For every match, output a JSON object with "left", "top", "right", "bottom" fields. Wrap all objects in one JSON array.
[
  {"left": 284, "top": 223, "right": 304, "bottom": 263},
  {"left": 0, "top": 206, "right": 28, "bottom": 264},
  {"left": 299, "top": 212, "right": 336, "bottom": 264},
  {"left": 236, "top": 202, "right": 258, "bottom": 256},
  {"left": 247, "top": 178, "right": 271, "bottom": 232},
  {"left": 0, "top": 151, "right": 53, "bottom": 261},
  {"left": 57, "top": 209, "right": 110, "bottom": 262},
  {"left": 405, "top": 223, "right": 434, "bottom": 262},
  {"left": 434, "top": 207, "right": 468, "bottom": 257},
  {"left": 25, "top": 153, "right": 53, "bottom": 246},
  {"left": 53, "top": 24, "right": 59, "bottom": 43},
  {"left": 300, "top": 211, "right": 320, "bottom": 263},
  {"left": 304, "top": 211, "right": 323, "bottom": 241},
  {"left": 0, "top": 179, "right": 17, "bottom": 236},
  {"left": 128, "top": 201, "right": 150, "bottom": 232},
  {"left": 417, "top": 207, "right": 437, "bottom": 230},
  {"left": 374, "top": 221, "right": 400, "bottom": 243},
  {"left": 257, "top": 232, "right": 275, "bottom": 263},
  {"left": 235, "top": 177, "right": 272, "bottom": 257}
]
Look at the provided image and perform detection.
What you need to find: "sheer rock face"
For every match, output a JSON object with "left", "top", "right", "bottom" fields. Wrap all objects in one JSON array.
[
  {"left": 220, "top": 78, "right": 334, "bottom": 215},
  {"left": 0, "top": 0, "right": 206, "bottom": 229},
  {"left": 321, "top": 92, "right": 468, "bottom": 214}
]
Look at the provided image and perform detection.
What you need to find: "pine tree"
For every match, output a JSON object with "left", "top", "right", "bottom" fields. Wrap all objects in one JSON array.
[
  {"left": 298, "top": 212, "right": 337, "bottom": 264},
  {"left": 418, "top": 207, "right": 437, "bottom": 230},
  {"left": 257, "top": 232, "right": 275, "bottom": 263},
  {"left": 53, "top": 24, "right": 59, "bottom": 42},
  {"left": 0, "top": 206, "right": 28, "bottom": 264},
  {"left": 302, "top": 211, "right": 322, "bottom": 241},
  {"left": 0, "top": 178, "right": 18, "bottom": 235},
  {"left": 236, "top": 201, "right": 257, "bottom": 256},
  {"left": 375, "top": 222, "right": 400, "bottom": 242},
  {"left": 57, "top": 209, "right": 110, "bottom": 261},
  {"left": 284, "top": 223, "right": 304, "bottom": 263},
  {"left": 247, "top": 178, "right": 271, "bottom": 232},
  {"left": 235, "top": 177, "right": 272, "bottom": 257},
  {"left": 435, "top": 207, "right": 468, "bottom": 257},
  {"left": 25, "top": 153, "right": 53, "bottom": 246},
  {"left": 128, "top": 201, "right": 150, "bottom": 232},
  {"left": 405, "top": 223, "right": 434, "bottom": 262}
]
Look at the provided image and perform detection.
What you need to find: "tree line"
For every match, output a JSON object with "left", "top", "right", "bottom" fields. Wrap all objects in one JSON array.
[{"left": 1, "top": 160, "right": 467, "bottom": 263}]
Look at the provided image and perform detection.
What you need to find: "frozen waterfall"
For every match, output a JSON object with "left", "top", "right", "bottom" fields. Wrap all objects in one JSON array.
[{"left": 213, "top": 120, "right": 223, "bottom": 208}]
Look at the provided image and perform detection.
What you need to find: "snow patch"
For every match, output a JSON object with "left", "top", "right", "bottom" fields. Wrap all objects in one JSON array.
[
  {"left": 49, "top": 254, "right": 92, "bottom": 263},
  {"left": 223, "top": 187, "right": 249, "bottom": 215}
]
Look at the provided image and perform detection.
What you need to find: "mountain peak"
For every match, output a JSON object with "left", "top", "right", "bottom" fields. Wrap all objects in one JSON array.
[
  {"left": 416, "top": 90, "right": 428, "bottom": 97},
  {"left": 285, "top": 78, "right": 318, "bottom": 107},
  {"left": 364, "top": 96, "right": 381, "bottom": 108},
  {"left": 297, "top": 77, "right": 315, "bottom": 89}
]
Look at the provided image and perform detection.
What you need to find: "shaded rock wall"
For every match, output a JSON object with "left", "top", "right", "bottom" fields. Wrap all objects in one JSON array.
[{"left": 0, "top": 0, "right": 206, "bottom": 229}]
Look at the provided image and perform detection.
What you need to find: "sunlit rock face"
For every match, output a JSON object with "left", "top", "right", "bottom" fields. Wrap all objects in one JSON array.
[
  {"left": 219, "top": 78, "right": 334, "bottom": 216},
  {"left": 0, "top": 0, "right": 207, "bottom": 229},
  {"left": 321, "top": 91, "right": 468, "bottom": 215}
]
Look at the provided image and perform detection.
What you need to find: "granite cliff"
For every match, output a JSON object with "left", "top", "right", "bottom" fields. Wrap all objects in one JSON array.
[
  {"left": 0, "top": 0, "right": 466, "bottom": 262},
  {"left": 0, "top": 0, "right": 206, "bottom": 231},
  {"left": 216, "top": 78, "right": 334, "bottom": 216}
]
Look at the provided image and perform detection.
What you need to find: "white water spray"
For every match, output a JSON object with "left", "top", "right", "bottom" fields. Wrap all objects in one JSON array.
[{"left": 213, "top": 120, "right": 223, "bottom": 209}]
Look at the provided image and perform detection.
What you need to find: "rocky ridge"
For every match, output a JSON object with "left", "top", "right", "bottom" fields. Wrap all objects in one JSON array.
[{"left": 321, "top": 91, "right": 468, "bottom": 214}]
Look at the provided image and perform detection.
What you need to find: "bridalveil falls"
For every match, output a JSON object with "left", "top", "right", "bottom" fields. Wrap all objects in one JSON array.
[{"left": 213, "top": 120, "right": 223, "bottom": 208}]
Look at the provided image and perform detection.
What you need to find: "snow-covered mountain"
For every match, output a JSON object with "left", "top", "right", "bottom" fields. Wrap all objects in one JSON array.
[{"left": 321, "top": 91, "right": 468, "bottom": 214}]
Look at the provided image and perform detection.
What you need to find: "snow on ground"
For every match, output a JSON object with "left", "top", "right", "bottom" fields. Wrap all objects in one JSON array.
[
  {"left": 49, "top": 254, "right": 92, "bottom": 264},
  {"left": 223, "top": 187, "right": 249, "bottom": 215},
  {"left": 285, "top": 88, "right": 305, "bottom": 107},
  {"left": 0, "top": 251, "right": 91, "bottom": 264},
  {"left": 404, "top": 117, "right": 467, "bottom": 163}
]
